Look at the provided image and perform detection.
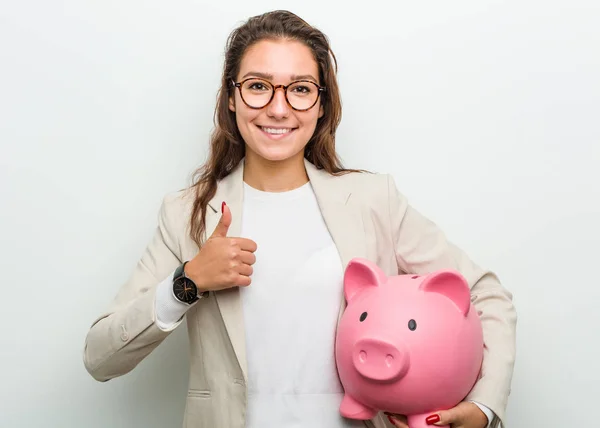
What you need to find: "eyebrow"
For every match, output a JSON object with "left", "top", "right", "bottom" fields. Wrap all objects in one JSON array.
[{"left": 241, "top": 71, "right": 319, "bottom": 83}]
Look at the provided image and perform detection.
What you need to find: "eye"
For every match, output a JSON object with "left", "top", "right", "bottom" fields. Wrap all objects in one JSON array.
[
  {"left": 408, "top": 319, "right": 417, "bottom": 331},
  {"left": 293, "top": 85, "right": 310, "bottom": 93},
  {"left": 244, "top": 79, "right": 271, "bottom": 92},
  {"left": 290, "top": 84, "right": 313, "bottom": 95},
  {"left": 359, "top": 312, "right": 368, "bottom": 322},
  {"left": 249, "top": 82, "right": 267, "bottom": 91}
]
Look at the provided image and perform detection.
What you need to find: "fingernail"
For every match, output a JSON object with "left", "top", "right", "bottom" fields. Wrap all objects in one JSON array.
[
  {"left": 387, "top": 415, "right": 396, "bottom": 425},
  {"left": 221, "top": 201, "right": 226, "bottom": 213},
  {"left": 426, "top": 414, "right": 440, "bottom": 425}
]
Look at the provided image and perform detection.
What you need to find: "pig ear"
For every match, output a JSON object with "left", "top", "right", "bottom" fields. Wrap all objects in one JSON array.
[
  {"left": 343, "top": 258, "right": 387, "bottom": 302},
  {"left": 418, "top": 270, "right": 471, "bottom": 316}
]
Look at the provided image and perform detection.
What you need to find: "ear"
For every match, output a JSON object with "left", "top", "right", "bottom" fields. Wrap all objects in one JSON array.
[
  {"left": 418, "top": 270, "right": 471, "bottom": 316},
  {"left": 343, "top": 258, "right": 387, "bottom": 302},
  {"left": 229, "top": 95, "right": 236, "bottom": 112},
  {"left": 318, "top": 103, "right": 324, "bottom": 118}
]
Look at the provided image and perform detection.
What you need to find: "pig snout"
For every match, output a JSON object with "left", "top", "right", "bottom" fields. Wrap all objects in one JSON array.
[{"left": 352, "top": 338, "right": 410, "bottom": 382}]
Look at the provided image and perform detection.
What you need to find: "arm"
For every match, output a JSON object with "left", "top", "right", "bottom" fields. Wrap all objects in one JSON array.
[
  {"left": 82, "top": 193, "right": 188, "bottom": 382},
  {"left": 386, "top": 175, "right": 517, "bottom": 427}
]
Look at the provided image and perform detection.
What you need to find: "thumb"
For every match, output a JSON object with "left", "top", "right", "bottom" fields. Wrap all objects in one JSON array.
[
  {"left": 211, "top": 201, "right": 231, "bottom": 238},
  {"left": 432, "top": 407, "right": 461, "bottom": 426}
]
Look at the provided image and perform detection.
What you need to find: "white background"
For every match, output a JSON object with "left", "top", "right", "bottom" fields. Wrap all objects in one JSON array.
[{"left": 1, "top": 1, "right": 599, "bottom": 427}]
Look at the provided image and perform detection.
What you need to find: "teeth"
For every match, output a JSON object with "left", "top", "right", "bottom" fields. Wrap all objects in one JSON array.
[{"left": 261, "top": 127, "right": 292, "bottom": 135}]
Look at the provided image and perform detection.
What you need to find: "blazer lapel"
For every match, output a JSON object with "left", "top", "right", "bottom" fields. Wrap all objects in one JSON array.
[
  {"left": 304, "top": 159, "right": 367, "bottom": 268},
  {"left": 206, "top": 160, "right": 248, "bottom": 380},
  {"left": 304, "top": 159, "right": 368, "bottom": 322}
]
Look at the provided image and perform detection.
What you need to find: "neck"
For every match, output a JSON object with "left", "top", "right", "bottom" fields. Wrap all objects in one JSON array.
[{"left": 243, "top": 150, "right": 309, "bottom": 192}]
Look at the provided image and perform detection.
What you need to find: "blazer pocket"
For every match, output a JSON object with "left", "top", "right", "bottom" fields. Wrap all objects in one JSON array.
[
  {"left": 187, "top": 389, "right": 211, "bottom": 398},
  {"left": 184, "top": 390, "right": 215, "bottom": 428}
]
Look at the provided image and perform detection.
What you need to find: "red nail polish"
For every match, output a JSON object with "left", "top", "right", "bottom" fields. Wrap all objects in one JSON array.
[
  {"left": 221, "top": 201, "right": 226, "bottom": 213},
  {"left": 387, "top": 415, "right": 396, "bottom": 425},
  {"left": 426, "top": 414, "right": 440, "bottom": 425}
]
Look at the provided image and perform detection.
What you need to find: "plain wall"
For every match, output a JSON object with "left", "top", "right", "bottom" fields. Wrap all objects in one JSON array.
[{"left": 1, "top": 0, "right": 599, "bottom": 426}]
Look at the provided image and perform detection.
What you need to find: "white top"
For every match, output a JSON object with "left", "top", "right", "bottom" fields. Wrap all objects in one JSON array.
[
  {"left": 238, "top": 181, "right": 363, "bottom": 428},
  {"left": 153, "top": 181, "right": 494, "bottom": 428}
]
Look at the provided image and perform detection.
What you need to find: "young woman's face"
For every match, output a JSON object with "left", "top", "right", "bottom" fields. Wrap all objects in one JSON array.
[{"left": 229, "top": 39, "right": 324, "bottom": 163}]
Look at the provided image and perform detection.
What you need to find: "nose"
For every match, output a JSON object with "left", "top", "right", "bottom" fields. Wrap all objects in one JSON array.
[
  {"left": 266, "top": 87, "right": 290, "bottom": 119},
  {"left": 352, "top": 338, "right": 410, "bottom": 383}
]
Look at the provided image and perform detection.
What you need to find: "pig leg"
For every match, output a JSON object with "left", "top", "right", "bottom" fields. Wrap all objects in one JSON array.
[
  {"left": 407, "top": 413, "right": 449, "bottom": 428},
  {"left": 339, "top": 394, "right": 378, "bottom": 419}
]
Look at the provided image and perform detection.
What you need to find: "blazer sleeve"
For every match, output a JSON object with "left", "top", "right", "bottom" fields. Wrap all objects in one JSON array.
[
  {"left": 386, "top": 174, "right": 517, "bottom": 427},
  {"left": 82, "top": 193, "right": 186, "bottom": 382}
]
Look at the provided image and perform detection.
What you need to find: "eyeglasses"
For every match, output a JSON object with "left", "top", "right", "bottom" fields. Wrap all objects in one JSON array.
[{"left": 231, "top": 78, "right": 326, "bottom": 111}]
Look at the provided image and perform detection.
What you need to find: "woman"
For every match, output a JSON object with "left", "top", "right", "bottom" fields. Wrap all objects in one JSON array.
[{"left": 83, "top": 10, "right": 516, "bottom": 428}]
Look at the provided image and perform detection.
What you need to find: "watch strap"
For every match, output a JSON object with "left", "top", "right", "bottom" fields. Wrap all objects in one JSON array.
[{"left": 174, "top": 261, "right": 188, "bottom": 282}]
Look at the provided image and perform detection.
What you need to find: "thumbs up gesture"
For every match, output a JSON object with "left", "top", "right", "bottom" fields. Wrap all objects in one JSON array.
[{"left": 184, "top": 202, "right": 257, "bottom": 292}]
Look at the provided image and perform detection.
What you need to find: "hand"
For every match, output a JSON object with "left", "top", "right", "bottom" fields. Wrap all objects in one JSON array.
[
  {"left": 386, "top": 401, "right": 488, "bottom": 428},
  {"left": 428, "top": 402, "right": 489, "bottom": 428},
  {"left": 184, "top": 202, "right": 257, "bottom": 292}
]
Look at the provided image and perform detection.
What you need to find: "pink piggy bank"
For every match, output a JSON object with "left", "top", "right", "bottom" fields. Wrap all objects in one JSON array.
[{"left": 335, "top": 258, "right": 483, "bottom": 428}]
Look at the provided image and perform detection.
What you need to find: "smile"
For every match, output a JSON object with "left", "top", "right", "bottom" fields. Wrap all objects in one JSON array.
[{"left": 258, "top": 125, "right": 296, "bottom": 137}]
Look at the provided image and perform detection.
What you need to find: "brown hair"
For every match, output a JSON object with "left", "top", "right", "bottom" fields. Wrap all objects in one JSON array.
[{"left": 187, "top": 10, "right": 366, "bottom": 248}]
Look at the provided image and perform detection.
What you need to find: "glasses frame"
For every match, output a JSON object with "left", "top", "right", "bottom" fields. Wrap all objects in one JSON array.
[{"left": 231, "top": 78, "right": 326, "bottom": 111}]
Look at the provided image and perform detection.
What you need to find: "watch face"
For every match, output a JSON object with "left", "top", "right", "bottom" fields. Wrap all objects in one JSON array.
[{"left": 173, "top": 277, "right": 197, "bottom": 303}]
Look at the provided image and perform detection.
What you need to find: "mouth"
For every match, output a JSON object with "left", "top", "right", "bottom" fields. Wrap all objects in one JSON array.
[{"left": 257, "top": 125, "right": 297, "bottom": 139}]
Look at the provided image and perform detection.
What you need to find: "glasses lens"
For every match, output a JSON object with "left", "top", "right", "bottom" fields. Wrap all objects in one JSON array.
[
  {"left": 287, "top": 81, "right": 319, "bottom": 110},
  {"left": 240, "top": 79, "right": 273, "bottom": 108}
]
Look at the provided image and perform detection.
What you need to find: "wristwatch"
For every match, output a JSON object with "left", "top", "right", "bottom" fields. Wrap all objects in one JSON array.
[{"left": 172, "top": 261, "right": 208, "bottom": 304}]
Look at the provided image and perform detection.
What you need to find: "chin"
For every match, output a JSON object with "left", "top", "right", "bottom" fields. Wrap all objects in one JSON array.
[
  {"left": 247, "top": 136, "right": 306, "bottom": 163},
  {"left": 252, "top": 146, "right": 301, "bottom": 162}
]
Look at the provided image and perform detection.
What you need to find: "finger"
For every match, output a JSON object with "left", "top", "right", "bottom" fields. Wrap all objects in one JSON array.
[
  {"left": 211, "top": 202, "right": 231, "bottom": 238},
  {"left": 238, "top": 250, "right": 256, "bottom": 265},
  {"left": 386, "top": 414, "right": 409, "bottom": 428},
  {"left": 385, "top": 413, "right": 408, "bottom": 424},
  {"left": 234, "top": 237, "right": 258, "bottom": 252},
  {"left": 236, "top": 263, "right": 253, "bottom": 277},
  {"left": 433, "top": 408, "right": 460, "bottom": 426},
  {"left": 234, "top": 274, "right": 252, "bottom": 287}
]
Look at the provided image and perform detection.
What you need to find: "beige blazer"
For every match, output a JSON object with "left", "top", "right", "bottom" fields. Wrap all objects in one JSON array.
[{"left": 83, "top": 158, "right": 516, "bottom": 428}]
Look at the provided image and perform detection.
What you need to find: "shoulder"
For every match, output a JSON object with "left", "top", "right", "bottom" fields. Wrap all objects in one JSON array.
[
  {"left": 331, "top": 169, "right": 398, "bottom": 204},
  {"left": 327, "top": 169, "right": 409, "bottom": 224},
  {"left": 157, "top": 187, "right": 195, "bottom": 229}
]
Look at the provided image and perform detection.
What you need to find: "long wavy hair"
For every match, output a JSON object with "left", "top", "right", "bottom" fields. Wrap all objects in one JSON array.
[{"left": 187, "top": 10, "right": 366, "bottom": 248}]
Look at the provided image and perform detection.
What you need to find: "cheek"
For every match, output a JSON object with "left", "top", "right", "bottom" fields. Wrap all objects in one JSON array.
[
  {"left": 234, "top": 103, "right": 260, "bottom": 126},
  {"left": 300, "top": 110, "right": 321, "bottom": 131}
]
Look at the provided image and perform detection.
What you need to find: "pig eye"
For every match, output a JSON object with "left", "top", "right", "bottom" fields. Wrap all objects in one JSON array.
[
  {"left": 359, "top": 312, "right": 368, "bottom": 322},
  {"left": 408, "top": 319, "right": 417, "bottom": 331}
]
